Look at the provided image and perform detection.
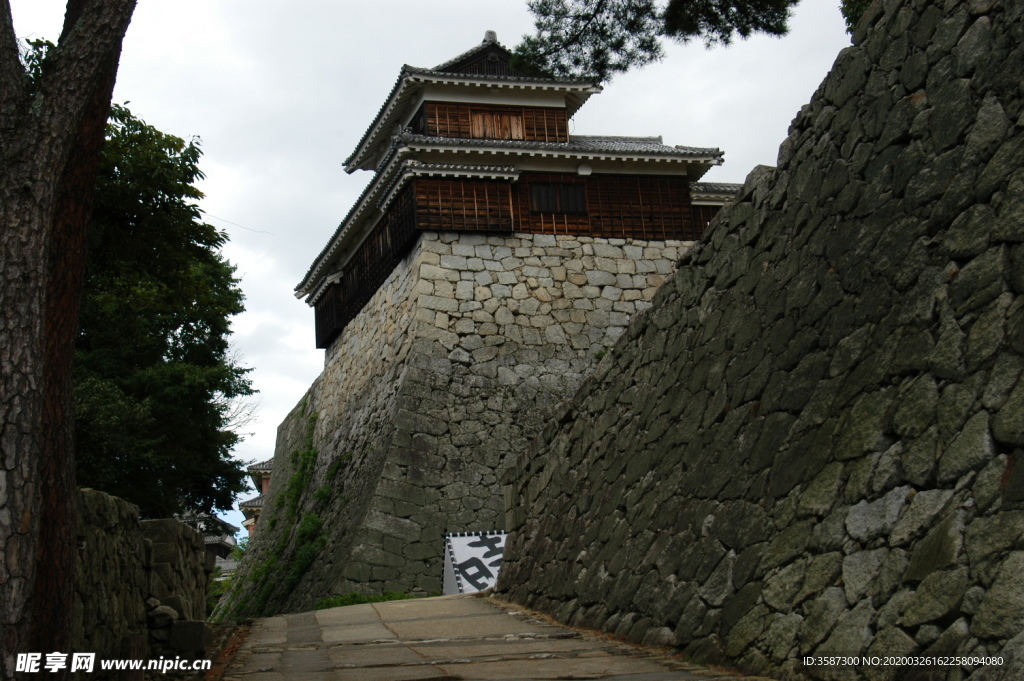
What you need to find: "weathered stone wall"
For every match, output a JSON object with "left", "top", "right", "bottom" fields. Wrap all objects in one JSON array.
[
  {"left": 339, "top": 232, "right": 686, "bottom": 598},
  {"left": 496, "top": 1, "right": 1024, "bottom": 680},
  {"left": 139, "top": 519, "right": 213, "bottom": 656},
  {"left": 220, "top": 230, "right": 687, "bottom": 616},
  {"left": 74, "top": 489, "right": 214, "bottom": 675},
  {"left": 74, "top": 489, "right": 148, "bottom": 666},
  {"left": 215, "top": 235, "right": 424, "bottom": 618}
]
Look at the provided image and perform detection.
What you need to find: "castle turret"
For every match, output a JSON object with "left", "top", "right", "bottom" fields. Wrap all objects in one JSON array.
[{"left": 297, "top": 31, "right": 732, "bottom": 349}]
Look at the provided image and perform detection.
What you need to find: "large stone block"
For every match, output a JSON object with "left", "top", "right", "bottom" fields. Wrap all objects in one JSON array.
[
  {"left": 972, "top": 552, "right": 1024, "bottom": 640},
  {"left": 169, "top": 621, "right": 213, "bottom": 656}
]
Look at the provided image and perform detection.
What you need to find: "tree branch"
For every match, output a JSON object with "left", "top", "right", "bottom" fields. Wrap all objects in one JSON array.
[{"left": 532, "top": 0, "right": 610, "bottom": 61}]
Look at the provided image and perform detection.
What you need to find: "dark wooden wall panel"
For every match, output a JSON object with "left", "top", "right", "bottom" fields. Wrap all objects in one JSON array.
[
  {"left": 514, "top": 173, "right": 699, "bottom": 241},
  {"left": 691, "top": 204, "right": 723, "bottom": 233},
  {"left": 313, "top": 185, "right": 418, "bottom": 348},
  {"left": 414, "top": 178, "right": 516, "bottom": 233}
]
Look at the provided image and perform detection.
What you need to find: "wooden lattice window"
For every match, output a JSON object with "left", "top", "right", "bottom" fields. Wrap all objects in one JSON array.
[
  {"left": 530, "top": 183, "right": 586, "bottom": 214},
  {"left": 314, "top": 284, "right": 345, "bottom": 349}
]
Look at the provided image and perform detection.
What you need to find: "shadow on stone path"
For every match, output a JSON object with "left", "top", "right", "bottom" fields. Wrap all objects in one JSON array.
[{"left": 221, "top": 594, "right": 778, "bottom": 680}]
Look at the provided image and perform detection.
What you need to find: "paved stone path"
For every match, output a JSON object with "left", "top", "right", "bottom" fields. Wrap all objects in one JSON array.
[{"left": 221, "top": 594, "right": 778, "bottom": 680}]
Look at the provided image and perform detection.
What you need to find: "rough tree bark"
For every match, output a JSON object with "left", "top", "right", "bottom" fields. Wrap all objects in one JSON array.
[{"left": 0, "top": 0, "right": 137, "bottom": 677}]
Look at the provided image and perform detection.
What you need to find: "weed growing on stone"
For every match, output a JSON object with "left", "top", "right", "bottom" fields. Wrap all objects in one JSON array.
[
  {"left": 286, "top": 513, "right": 327, "bottom": 590},
  {"left": 326, "top": 458, "right": 345, "bottom": 480},
  {"left": 279, "top": 409, "right": 319, "bottom": 518},
  {"left": 313, "top": 485, "right": 333, "bottom": 505},
  {"left": 219, "top": 407, "right": 330, "bottom": 619},
  {"left": 313, "top": 591, "right": 428, "bottom": 610}
]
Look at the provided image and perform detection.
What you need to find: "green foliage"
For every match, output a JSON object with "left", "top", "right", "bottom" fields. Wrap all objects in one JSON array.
[
  {"left": 287, "top": 513, "right": 327, "bottom": 589},
  {"left": 230, "top": 536, "right": 249, "bottom": 560},
  {"left": 245, "top": 549, "right": 283, "bottom": 617},
  {"left": 74, "top": 104, "right": 254, "bottom": 517},
  {"left": 207, "top": 569, "right": 234, "bottom": 616},
  {"left": 296, "top": 513, "right": 324, "bottom": 544},
  {"left": 217, "top": 413, "right": 331, "bottom": 619},
  {"left": 513, "top": 0, "right": 664, "bottom": 80},
  {"left": 314, "top": 592, "right": 420, "bottom": 610},
  {"left": 325, "top": 454, "right": 350, "bottom": 481},
  {"left": 839, "top": 0, "right": 871, "bottom": 31},
  {"left": 313, "top": 485, "right": 333, "bottom": 505},
  {"left": 513, "top": 0, "right": 800, "bottom": 81},
  {"left": 279, "top": 410, "right": 319, "bottom": 517},
  {"left": 223, "top": 511, "right": 327, "bottom": 618},
  {"left": 19, "top": 38, "right": 54, "bottom": 97}
]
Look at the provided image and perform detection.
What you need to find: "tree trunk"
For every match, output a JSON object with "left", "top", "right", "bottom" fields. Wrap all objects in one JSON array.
[{"left": 0, "top": 1, "right": 137, "bottom": 677}]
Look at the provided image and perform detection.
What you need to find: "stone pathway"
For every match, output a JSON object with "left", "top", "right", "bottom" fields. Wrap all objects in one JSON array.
[{"left": 221, "top": 594, "right": 778, "bottom": 680}]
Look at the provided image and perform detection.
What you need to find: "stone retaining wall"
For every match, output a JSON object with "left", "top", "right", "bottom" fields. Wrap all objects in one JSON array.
[
  {"left": 218, "top": 230, "right": 688, "bottom": 617},
  {"left": 139, "top": 519, "right": 213, "bottom": 656},
  {"left": 214, "top": 235, "right": 423, "bottom": 618},
  {"left": 75, "top": 489, "right": 213, "bottom": 675},
  {"left": 74, "top": 489, "right": 148, "bottom": 667},
  {"left": 496, "top": 1, "right": 1024, "bottom": 679}
]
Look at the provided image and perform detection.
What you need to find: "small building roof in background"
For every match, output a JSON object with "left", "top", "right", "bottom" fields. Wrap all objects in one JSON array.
[
  {"left": 690, "top": 181, "right": 743, "bottom": 203},
  {"left": 239, "top": 494, "right": 264, "bottom": 510}
]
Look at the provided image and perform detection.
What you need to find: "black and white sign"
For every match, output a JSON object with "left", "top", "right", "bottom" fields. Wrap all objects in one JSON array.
[{"left": 442, "top": 531, "right": 507, "bottom": 595}]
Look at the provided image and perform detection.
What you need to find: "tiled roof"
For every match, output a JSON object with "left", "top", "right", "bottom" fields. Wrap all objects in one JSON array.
[
  {"left": 691, "top": 181, "right": 743, "bottom": 195},
  {"left": 239, "top": 494, "right": 264, "bottom": 509},
  {"left": 297, "top": 155, "right": 396, "bottom": 296},
  {"left": 401, "top": 160, "right": 519, "bottom": 174},
  {"left": 247, "top": 458, "right": 273, "bottom": 471},
  {"left": 402, "top": 65, "right": 595, "bottom": 85},
  {"left": 344, "top": 30, "right": 601, "bottom": 174},
  {"left": 399, "top": 133, "right": 723, "bottom": 160},
  {"left": 572, "top": 135, "right": 722, "bottom": 157},
  {"left": 204, "top": 533, "right": 237, "bottom": 546},
  {"left": 215, "top": 556, "right": 239, "bottom": 575},
  {"left": 298, "top": 155, "right": 519, "bottom": 299},
  {"left": 430, "top": 32, "right": 510, "bottom": 73},
  {"left": 344, "top": 68, "right": 599, "bottom": 172}
]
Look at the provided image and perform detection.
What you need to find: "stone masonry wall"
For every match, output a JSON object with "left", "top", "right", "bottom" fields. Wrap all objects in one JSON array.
[
  {"left": 341, "top": 232, "right": 686, "bottom": 598},
  {"left": 215, "top": 233, "right": 423, "bottom": 619},
  {"left": 219, "top": 229, "right": 687, "bottom": 617},
  {"left": 139, "top": 519, "right": 213, "bottom": 657},
  {"left": 74, "top": 489, "right": 148, "bottom": 668},
  {"left": 496, "top": 1, "right": 1024, "bottom": 680},
  {"left": 75, "top": 489, "right": 213, "bottom": 677}
]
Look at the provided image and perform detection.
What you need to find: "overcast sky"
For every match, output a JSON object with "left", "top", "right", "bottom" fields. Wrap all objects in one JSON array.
[{"left": 10, "top": 1, "right": 852, "bottom": 531}]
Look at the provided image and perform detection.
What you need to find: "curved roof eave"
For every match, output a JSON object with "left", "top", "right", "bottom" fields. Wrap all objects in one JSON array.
[
  {"left": 399, "top": 133, "right": 724, "bottom": 164},
  {"left": 296, "top": 150, "right": 519, "bottom": 300},
  {"left": 343, "top": 69, "right": 602, "bottom": 174}
]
